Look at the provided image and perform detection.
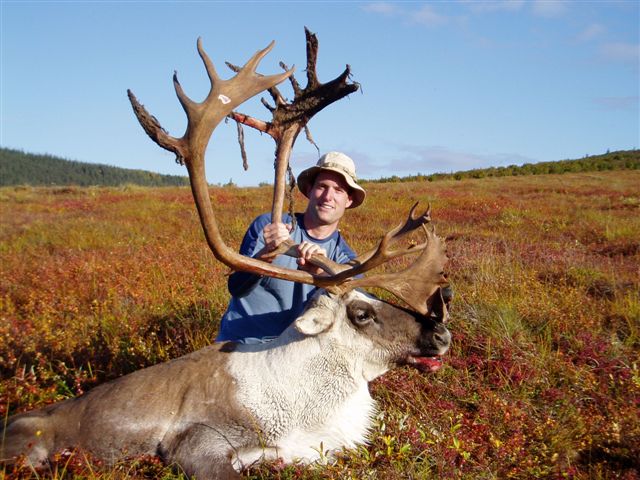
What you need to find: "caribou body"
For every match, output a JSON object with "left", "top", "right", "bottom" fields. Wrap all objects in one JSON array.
[{"left": 2, "top": 290, "right": 450, "bottom": 479}]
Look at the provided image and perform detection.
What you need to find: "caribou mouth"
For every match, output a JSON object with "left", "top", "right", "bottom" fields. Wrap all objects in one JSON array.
[{"left": 405, "top": 354, "right": 444, "bottom": 373}]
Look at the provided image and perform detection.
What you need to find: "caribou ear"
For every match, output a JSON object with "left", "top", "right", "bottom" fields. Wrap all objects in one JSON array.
[{"left": 294, "top": 292, "right": 337, "bottom": 336}]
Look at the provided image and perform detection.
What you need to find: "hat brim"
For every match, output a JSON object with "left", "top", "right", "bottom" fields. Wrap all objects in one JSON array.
[{"left": 297, "top": 166, "right": 366, "bottom": 209}]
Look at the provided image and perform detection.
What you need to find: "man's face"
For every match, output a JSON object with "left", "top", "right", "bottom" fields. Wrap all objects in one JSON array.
[{"left": 305, "top": 171, "right": 353, "bottom": 228}]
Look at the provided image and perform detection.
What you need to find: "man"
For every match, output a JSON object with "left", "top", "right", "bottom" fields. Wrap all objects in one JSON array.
[{"left": 216, "top": 151, "right": 366, "bottom": 344}]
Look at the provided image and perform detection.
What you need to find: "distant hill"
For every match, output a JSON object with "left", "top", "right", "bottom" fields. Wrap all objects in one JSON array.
[
  {"left": 0, "top": 148, "right": 189, "bottom": 187},
  {"left": 369, "top": 149, "right": 640, "bottom": 183},
  {"left": 2, "top": 147, "right": 639, "bottom": 188}
]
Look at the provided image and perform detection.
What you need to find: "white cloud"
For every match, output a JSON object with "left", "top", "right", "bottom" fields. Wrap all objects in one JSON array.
[
  {"left": 593, "top": 96, "right": 639, "bottom": 111},
  {"left": 575, "top": 23, "right": 605, "bottom": 43},
  {"left": 362, "top": 2, "right": 401, "bottom": 16},
  {"left": 411, "top": 5, "right": 448, "bottom": 26},
  {"left": 531, "top": 0, "right": 569, "bottom": 18},
  {"left": 463, "top": 0, "right": 526, "bottom": 13},
  {"left": 359, "top": 145, "right": 536, "bottom": 178},
  {"left": 363, "top": 2, "right": 449, "bottom": 28},
  {"left": 598, "top": 42, "right": 640, "bottom": 64},
  {"left": 290, "top": 149, "right": 379, "bottom": 180}
]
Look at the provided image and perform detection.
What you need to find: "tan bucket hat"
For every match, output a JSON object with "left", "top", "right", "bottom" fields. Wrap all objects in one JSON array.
[{"left": 297, "top": 152, "right": 366, "bottom": 208}]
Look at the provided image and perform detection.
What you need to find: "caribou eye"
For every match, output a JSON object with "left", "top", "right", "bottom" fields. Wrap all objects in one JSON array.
[
  {"left": 351, "top": 308, "right": 374, "bottom": 326},
  {"left": 347, "top": 300, "right": 377, "bottom": 327}
]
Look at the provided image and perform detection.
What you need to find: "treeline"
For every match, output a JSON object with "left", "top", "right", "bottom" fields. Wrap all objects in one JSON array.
[
  {"left": 369, "top": 149, "right": 640, "bottom": 184},
  {"left": 2, "top": 147, "right": 639, "bottom": 188},
  {"left": 0, "top": 148, "right": 189, "bottom": 187}
]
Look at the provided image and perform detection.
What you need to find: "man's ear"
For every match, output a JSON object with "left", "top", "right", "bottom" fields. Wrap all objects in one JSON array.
[
  {"left": 346, "top": 194, "right": 353, "bottom": 208},
  {"left": 294, "top": 292, "right": 336, "bottom": 336}
]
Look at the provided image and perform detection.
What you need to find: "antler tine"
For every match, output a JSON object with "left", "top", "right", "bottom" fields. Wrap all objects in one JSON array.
[
  {"left": 340, "top": 202, "right": 432, "bottom": 268},
  {"left": 225, "top": 60, "right": 286, "bottom": 110},
  {"left": 196, "top": 37, "right": 221, "bottom": 87},
  {"left": 242, "top": 40, "right": 277, "bottom": 76},
  {"left": 127, "top": 90, "right": 186, "bottom": 163},
  {"left": 304, "top": 26, "right": 320, "bottom": 89},
  {"left": 397, "top": 202, "right": 431, "bottom": 237},
  {"left": 281, "top": 60, "right": 302, "bottom": 97},
  {"left": 173, "top": 71, "right": 197, "bottom": 123}
]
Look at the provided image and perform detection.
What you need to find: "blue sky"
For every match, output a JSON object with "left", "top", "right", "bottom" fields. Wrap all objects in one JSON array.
[{"left": 2, "top": 1, "right": 638, "bottom": 186}]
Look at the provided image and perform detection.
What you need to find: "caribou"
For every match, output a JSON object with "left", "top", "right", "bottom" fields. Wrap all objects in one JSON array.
[{"left": 1, "top": 30, "right": 451, "bottom": 480}]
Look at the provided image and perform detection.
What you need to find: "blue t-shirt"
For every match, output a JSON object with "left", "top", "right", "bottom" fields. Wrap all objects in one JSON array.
[{"left": 216, "top": 213, "right": 356, "bottom": 343}]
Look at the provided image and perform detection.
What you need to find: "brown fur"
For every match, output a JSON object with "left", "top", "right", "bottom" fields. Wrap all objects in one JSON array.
[{"left": 2, "top": 344, "right": 252, "bottom": 479}]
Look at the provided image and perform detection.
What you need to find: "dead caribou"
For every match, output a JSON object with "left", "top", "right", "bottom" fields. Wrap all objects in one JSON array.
[{"left": 1, "top": 30, "right": 451, "bottom": 479}]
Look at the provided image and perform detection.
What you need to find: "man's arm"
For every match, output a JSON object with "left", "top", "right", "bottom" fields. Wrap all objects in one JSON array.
[{"left": 228, "top": 217, "right": 292, "bottom": 298}]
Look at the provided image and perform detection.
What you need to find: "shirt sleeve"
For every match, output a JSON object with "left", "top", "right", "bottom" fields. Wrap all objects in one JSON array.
[{"left": 227, "top": 214, "right": 270, "bottom": 298}]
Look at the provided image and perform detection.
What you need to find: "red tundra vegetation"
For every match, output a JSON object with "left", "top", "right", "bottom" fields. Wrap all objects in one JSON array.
[{"left": 1, "top": 170, "right": 638, "bottom": 479}]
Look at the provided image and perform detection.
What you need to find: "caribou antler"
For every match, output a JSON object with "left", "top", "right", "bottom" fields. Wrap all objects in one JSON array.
[
  {"left": 227, "top": 27, "right": 360, "bottom": 260},
  {"left": 351, "top": 202, "right": 432, "bottom": 266},
  {"left": 128, "top": 40, "right": 318, "bottom": 285},
  {"left": 344, "top": 226, "right": 448, "bottom": 315},
  {"left": 128, "top": 33, "right": 448, "bottom": 316}
]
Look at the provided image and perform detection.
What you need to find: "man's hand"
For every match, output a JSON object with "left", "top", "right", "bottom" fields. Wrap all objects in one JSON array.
[
  {"left": 263, "top": 222, "right": 293, "bottom": 252},
  {"left": 297, "top": 242, "right": 327, "bottom": 276}
]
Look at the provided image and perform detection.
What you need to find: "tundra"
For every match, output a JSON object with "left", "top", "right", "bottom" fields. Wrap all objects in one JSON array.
[{"left": 2, "top": 31, "right": 452, "bottom": 479}]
